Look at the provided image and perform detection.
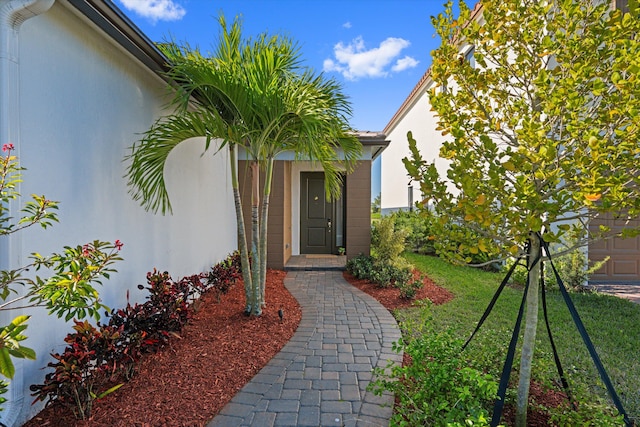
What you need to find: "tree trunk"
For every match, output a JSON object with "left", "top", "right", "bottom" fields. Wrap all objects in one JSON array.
[
  {"left": 250, "top": 161, "right": 262, "bottom": 316},
  {"left": 258, "top": 158, "right": 274, "bottom": 307},
  {"left": 516, "top": 233, "right": 541, "bottom": 427},
  {"left": 229, "top": 145, "right": 252, "bottom": 314}
]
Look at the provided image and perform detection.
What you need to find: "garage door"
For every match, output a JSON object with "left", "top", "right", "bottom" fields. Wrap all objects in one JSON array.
[{"left": 588, "top": 214, "right": 640, "bottom": 284}]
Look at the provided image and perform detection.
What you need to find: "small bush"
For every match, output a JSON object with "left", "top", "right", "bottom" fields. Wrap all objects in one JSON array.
[
  {"left": 206, "top": 251, "right": 242, "bottom": 301},
  {"left": 502, "top": 246, "right": 609, "bottom": 292},
  {"left": 398, "top": 274, "right": 424, "bottom": 300},
  {"left": 369, "top": 262, "right": 412, "bottom": 289},
  {"left": 502, "top": 259, "right": 528, "bottom": 287},
  {"left": 545, "top": 249, "right": 608, "bottom": 292},
  {"left": 346, "top": 254, "right": 375, "bottom": 280},
  {"left": 142, "top": 269, "right": 198, "bottom": 331},
  {"left": 390, "top": 210, "right": 437, "bottom": 255},
  {"left": 369, "top": 315, "right": 498, "bottom": 426},
  {"left": 30, "top": 320, "right": 124, "bottom": 420},
  {"left": 371, "top": 216, "right": 407, "bottom": 264}
]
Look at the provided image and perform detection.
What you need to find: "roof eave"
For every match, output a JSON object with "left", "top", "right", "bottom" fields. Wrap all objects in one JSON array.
[
  {"left": 355, "top": 131, "right": 390, "bottom": 160},
  {"left": 382, "top": 1, "right": 484, "bottom": 135},
  {"left": 66, "top": 0, "right": 169, "bottom": 78}
]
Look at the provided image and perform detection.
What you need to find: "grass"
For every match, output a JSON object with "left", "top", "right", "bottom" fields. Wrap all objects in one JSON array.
[{"left": 400, "top": 252, "right": 640, "bottom": 424}]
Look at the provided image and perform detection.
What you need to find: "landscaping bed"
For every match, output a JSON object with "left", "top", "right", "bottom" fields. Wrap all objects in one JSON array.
[
  {"left": 24, "top": 259, "right": 607, "bottom": 426},
  {"left": 24, "top": 269, "right": 300, "bottom": 427},
  {"left": 25, "top": 265, "right": 454, "bottom": 427}
]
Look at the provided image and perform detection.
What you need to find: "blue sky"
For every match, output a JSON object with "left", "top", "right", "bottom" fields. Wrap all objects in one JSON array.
[{"left": 116, "top": 0, "right": 466, "bottom": 197}]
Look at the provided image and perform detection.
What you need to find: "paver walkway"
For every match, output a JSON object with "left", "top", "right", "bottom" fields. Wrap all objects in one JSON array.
[
  {"left": 589, "top": 283, "right": 640, "bottom": 304},
  {"left": 208, "top": 267, "right": 402, "bottom": 427}
]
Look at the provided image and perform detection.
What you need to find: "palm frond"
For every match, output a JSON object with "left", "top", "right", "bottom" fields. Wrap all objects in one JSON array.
[
  {"left": 124, "top": 110, "right": 222, "bottom": 214},
  {"left": 126, "top": 12, "right": 362, "bottom": 211}
]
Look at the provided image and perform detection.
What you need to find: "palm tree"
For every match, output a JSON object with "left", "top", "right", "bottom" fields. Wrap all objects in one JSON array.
[{"left": 125, "top": 15, "right": 362, "bottom": 316}]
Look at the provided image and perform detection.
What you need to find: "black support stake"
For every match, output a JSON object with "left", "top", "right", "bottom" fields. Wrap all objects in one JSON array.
[{"left": 539, "top": 235, "right": 631, "bottom": 426}]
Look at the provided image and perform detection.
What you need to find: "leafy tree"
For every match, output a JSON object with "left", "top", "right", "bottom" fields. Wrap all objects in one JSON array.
[
  {"left": 404, "top": 1, "right": 640, "bottom": 425},
  {"left": 0, "top": 144, "right": 121, "bottom": 408},
  {"left": 125, "top": 15, "right": 361, "bottom": 316}
]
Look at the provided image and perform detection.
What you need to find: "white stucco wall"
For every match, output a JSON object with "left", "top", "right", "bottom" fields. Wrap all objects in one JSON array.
[
  {"left": 381, "top": 78, "right": 450, "bottom": 213},
  {"left": 1, "top": 3, "right": 236, "bottom": 425}
]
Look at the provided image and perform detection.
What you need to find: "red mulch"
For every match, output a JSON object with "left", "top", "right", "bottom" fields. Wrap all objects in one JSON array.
[
  {"left": 24, "top": 269, "right": 300, "bottom": 427},
  {"left": 502, "top": 382, "right": 570, "bottom": 426},
  {"left": 24, "top": 266, "right": 566, "bottom": 426},
  {"left": 343, "top": 270, "right": 455, "bottom": 309}
]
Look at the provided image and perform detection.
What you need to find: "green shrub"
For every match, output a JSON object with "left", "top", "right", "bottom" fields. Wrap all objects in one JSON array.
[
  {"left": 371, "top": 215, "right": 407, "bottom": 264},
  {"left": 346, "top": 254, "right": 375, "bottom": 280},
  {"left": 368, "top": 215, "right": 423, "bottom": 295},
  {"left": 392, "top": 208, "right": 502, "bottom": 269},
  {"left": 501, "top": 259, "right": 528, "bottom": 286},
  {"left": 502, "top": 243, "right": 609, "bottom": 291},
  {"left": 398, "top": 274, "right": 424, "bottom": 300},
  {"left": 544, "top": 248, "right": 608, "bottom": 291},
  {"left": 368, "top": 263, "right": 394, "bottom": 288},
  {"left": 370, "top": 261, "right": 412, "bottom": 289},
  {"left": 548, "top": 401, "right": 625, "bottom": 426},
  {"left": 369, "top": 314, "right": 499, "bottom": 426},
  {"left": 390, "top": 210, "right": 437, "bottom": 255}
]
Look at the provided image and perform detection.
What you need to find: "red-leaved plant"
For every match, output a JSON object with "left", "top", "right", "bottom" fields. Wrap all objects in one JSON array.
[{"left": 30, "top": 251, "right": 243, "bottom": 419}]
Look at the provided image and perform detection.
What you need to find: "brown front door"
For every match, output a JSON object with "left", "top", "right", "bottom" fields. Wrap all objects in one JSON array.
[{"left": 300, "top": 172, "right": 334, "bottom": 254}]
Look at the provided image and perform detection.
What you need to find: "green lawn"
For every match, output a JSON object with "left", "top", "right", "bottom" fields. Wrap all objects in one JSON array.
[{"left": 400, "top": 252, "right": 640, "bottom": 424}]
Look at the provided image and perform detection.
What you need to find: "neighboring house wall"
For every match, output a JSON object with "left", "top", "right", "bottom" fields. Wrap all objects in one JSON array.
[
  {"left": 3, "top": 3, "right": 236, "bottom": 425},
  {"left": 589, "top": 214, "right": 640, "bottom": 284},
  {"left": 381, "top": 73, "right": 447, "bottom": 214}
]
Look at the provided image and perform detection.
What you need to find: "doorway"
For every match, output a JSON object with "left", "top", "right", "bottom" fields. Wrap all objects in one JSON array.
[{"left": 300, "top": 172, "right": 345, "bottom": 254}]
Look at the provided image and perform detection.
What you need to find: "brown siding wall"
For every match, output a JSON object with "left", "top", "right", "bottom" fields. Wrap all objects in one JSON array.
[
  {"left": 238, "top": 160, "right": 288, "bottom": 270},
  {"left": 237, "top": 160, "right": 252, "bottom": 258},
  {"left": 239, "top": 159, "right": 371, "bottom": 266},
  {"left": 346, "top": 161, "right": 371, "bottom": 258},
  {"left": 267, "top": 161, "right": 286, "bottom": 269}
]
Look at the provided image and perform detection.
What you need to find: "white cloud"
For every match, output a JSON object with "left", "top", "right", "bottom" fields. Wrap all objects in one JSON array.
[
  {"left": 342, "top": 21, "right": 352, "bottom": 29},
  {"left": 323, "top": 36, "right": 418, "bottom": 81},
  {"left": 392, "top": 56, "right": 419, "bottom": 72},
  {"left": 119, "top": 0, "right": 186, "bottom": 23}
]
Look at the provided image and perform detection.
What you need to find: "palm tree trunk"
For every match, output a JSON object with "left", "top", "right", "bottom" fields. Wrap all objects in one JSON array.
[
  {"left": 516, "top": 233, "right": 541, "bottom": 427},
  {"left": 258, "top": 158, "right": 274, "bottom": 307},
  {"left": 229, "top": 145, "right": 253, "bottom": 314},
  {"left": 250, "top": 160, "right": 262, "bottom": 316}
]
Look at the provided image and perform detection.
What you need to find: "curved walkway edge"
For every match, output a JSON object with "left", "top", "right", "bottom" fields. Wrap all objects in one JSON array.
[{"left": 208, "top": 270, "right": 403, "bottom": 427}]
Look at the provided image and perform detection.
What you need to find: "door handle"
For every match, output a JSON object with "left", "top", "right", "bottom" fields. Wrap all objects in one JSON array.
[{"left": 327, "top": 218, "right": 332, "bottom": 233}]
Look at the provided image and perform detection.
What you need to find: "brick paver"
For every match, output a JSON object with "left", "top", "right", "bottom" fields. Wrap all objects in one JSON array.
[{"left": 207, "top": 265, "right": 402, "bottom": 427}]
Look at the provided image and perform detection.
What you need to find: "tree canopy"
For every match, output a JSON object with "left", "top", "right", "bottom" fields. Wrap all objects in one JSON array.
[
  {"left": 405, "top": 0, "right": 640, "bottom": 262},
  {"left": 403, "top": 1, "right": 639, "bottom": 425}
]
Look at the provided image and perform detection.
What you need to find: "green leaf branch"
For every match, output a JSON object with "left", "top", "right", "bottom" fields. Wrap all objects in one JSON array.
[{"left": 0, "top": 145, "right": 122, "bottom": 401}]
